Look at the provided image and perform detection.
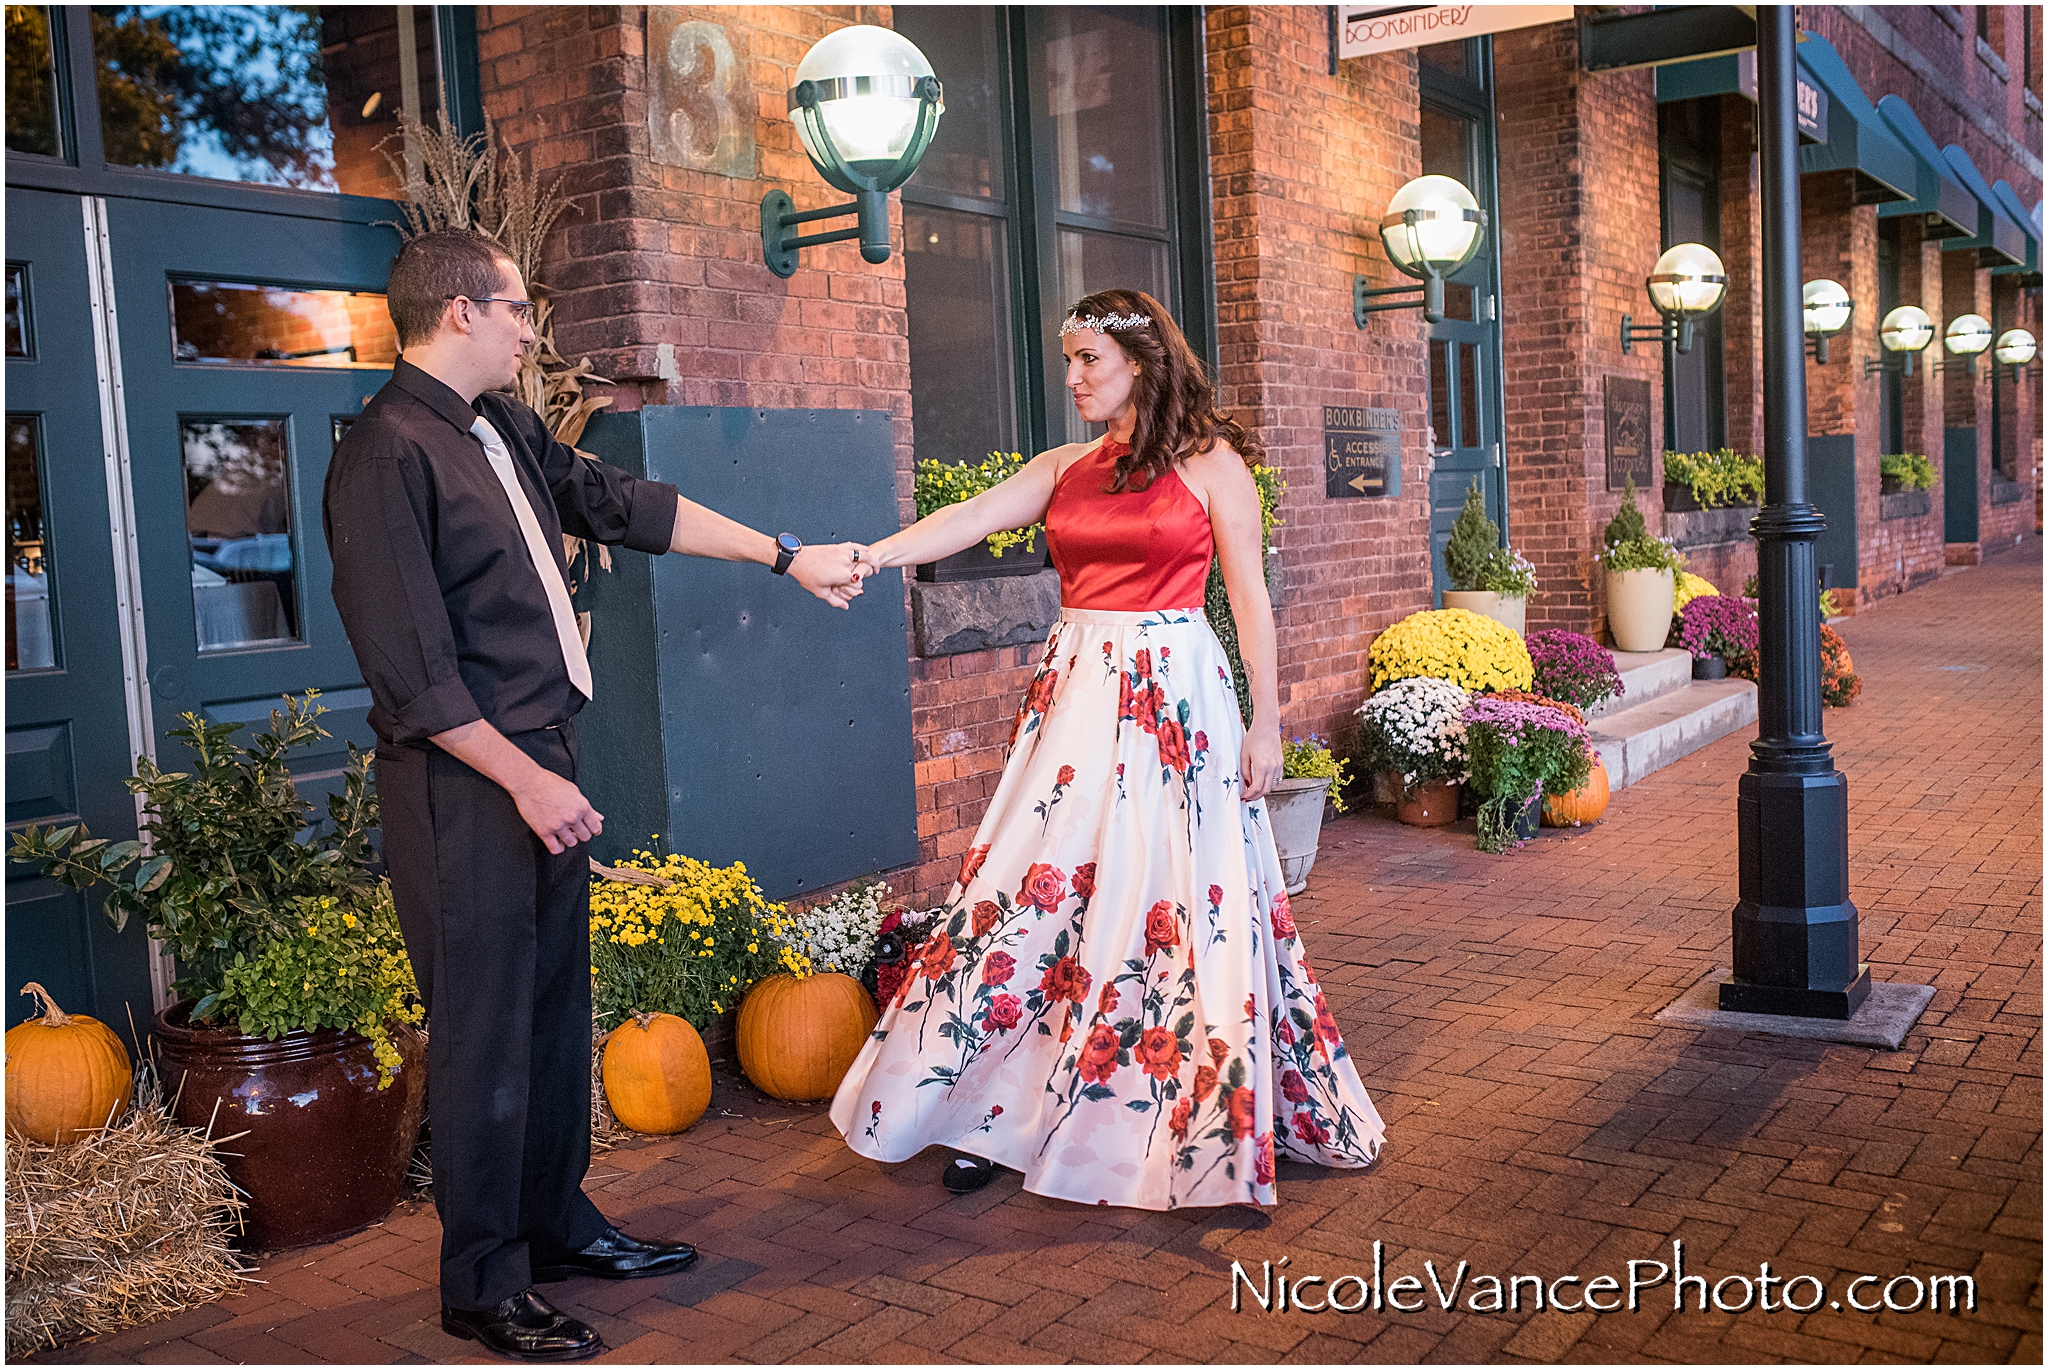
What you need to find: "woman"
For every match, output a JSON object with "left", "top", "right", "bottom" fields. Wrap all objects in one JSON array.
[{"left": 829, "top": 289, "right": 1383, "bottom": 1209}]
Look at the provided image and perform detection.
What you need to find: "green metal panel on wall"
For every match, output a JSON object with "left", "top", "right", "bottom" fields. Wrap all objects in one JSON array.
[
  {"left": 575, "top": 408, "right": 918, "bottom": 900},
  {"left": 1945, "top": 427, "right": 1980, "bottom": 545},
  {"left": 1806, "top": 434, "right": 1858, "bottom": 590}
]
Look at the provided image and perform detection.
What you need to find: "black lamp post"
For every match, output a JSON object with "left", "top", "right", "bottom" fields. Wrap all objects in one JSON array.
[{"left": 1722, "top": 5, "right": 1870, "bottom": 1020}]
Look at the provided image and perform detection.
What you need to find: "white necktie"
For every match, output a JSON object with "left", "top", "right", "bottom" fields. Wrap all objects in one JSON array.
[{"left": 471, "top": 415, "right": 595, "bottom": 701}]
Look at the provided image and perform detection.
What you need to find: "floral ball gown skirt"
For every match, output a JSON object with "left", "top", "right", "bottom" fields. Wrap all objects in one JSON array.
[{"left": 829, "top": 606, "right": 1385, "bottom": 1210}]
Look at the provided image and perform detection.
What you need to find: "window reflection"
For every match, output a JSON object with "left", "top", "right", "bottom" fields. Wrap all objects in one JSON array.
[
  {"left": 5, "top": 6, "right": 63, "bottom": 158},
  {"left": 7, "top": 416, "right": 56, "bottom": 671},
  {"left": 93, "top": 5, "right": 440, "bottom": 197},
  {"left": 1050, "top": 226, "right": 1170, "bottom": 444},
  {"left": 171, "top": 280, "right": 397, "bottom": 368},
  {"left": 894, "top": 7, "right": 1004, "bottom": 203},
  {"left": 1045, "top": 7, "right": 1167, "bottom": 229},
  {"left": 905, "top": 206, "right": 1016, "bottom": 462},
  {"left": 182, "top": 418, "right": 298, "bottom": 651},
  {"left": 6, "top": 265, "right": 30, "bottom": 358}
]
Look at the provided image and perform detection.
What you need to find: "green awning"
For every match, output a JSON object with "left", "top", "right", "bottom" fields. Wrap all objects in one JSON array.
[
  {"left": 1794, "top": 34, "right": 1916, "bottom": 204},
  {"left": 1991, "top": 180, "right": 2041, "bottom": 281},
  {"left": 1654, "top": 50, "right": 1828, "bottom": 144},
  {"left": 1874, "top": 96, "right": 1978, "bottom": 239},
  {"left": 1940, "top": 145, "right": 2027, "bottom": 268}
]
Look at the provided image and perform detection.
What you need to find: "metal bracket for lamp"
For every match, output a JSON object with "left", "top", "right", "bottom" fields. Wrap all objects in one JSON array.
[
  {"left": 1933, "top": 355, "right": 1980, "bottom": 376},
  {"left": 1620, "top": 313, "right": 1697, "bottom": 355},
  {"left": 760, "top": 74, "right": 942, "bottom": 279},
  {"left": 1354, "top": 267, "right": 1449, "bottom": 327},
  {"left": 1805, "top": 333, "right": 1837, "bottom": 364},
  {"left": 1862, "top": 353, "right": 1918, "bottom": 378}
]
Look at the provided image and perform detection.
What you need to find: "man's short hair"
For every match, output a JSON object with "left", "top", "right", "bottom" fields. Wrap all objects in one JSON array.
[{"left": 387, "top": 230, "right": 515, "bottom": 348}]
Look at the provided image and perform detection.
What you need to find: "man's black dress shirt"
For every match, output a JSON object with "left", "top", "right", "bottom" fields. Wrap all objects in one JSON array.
[{"left": 323, "top": 360, "right": 679, "bottom": 748}]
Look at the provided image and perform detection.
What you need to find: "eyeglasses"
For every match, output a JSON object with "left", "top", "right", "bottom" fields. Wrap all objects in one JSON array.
[{"left": 446, "top": 295, "right": 537, "bottom": 323}]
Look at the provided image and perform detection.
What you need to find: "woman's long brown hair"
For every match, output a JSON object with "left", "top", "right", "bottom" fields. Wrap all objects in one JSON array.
[{"left": 1063, "top": 288, "right": 1264, "bottom": 491}]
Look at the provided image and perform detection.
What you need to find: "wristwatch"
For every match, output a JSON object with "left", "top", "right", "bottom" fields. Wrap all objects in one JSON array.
[{"left": 771, "top": 532, "right": 802, "bottom": 575}]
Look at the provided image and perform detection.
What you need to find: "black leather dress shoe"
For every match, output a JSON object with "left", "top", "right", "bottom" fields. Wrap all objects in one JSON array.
[
  {"left": 440, "top": 1288, "right": 602, "bottom": 1362},
  {"left": 531, "top": 1225, "right": 699, "bottom": 1282}
]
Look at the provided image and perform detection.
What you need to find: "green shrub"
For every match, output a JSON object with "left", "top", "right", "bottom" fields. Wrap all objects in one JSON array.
[
  {"left": 1663, "top": 448, "right": 1765, "bottom": 507},
  {"left": 1444, "top": 479, "right": 1499, "bottom": 592},
  {"left": 1596, "top": 477, "right": 1683, "bottom": 575},
  {"left": 1281, "top": 734, "right": 1349, "bottom": 813},
  {"left": 1879, "top": 452, "right": 1937, "bottom": 490},
  {"left": 913, "top": 451, "right": 1042, "bottom": 557}
]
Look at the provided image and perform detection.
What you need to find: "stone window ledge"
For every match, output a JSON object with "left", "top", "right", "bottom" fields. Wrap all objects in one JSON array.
[
  {"left": 1665, "top": 504, "right": 1756, "bottom": 550},
  {"left": 1989, "top": 477, "right": 2027, "bottom": 506},
  {"left": 1880, "top": 488, "right": 1935, "bottom": 521},
  {"left": 911, "top": 550, "right": 1286, "bottom": 658},
  {"left": 1977, "top": 36, "right": 2011, "bottom": 82}
]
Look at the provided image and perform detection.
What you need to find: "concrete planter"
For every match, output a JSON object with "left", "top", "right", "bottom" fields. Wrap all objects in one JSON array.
[
  {"left": 1606, "top": 567, "right": 1676, "bottom": 652},
  {"left": 1442, "top": 590, "right": 1527, "bottom": 637},
  {"left": 1879, "top": 489, "right": 1933, "bottom": 521},
  {"left": 1265, "top": 776, "right": 1331, "bottom": 895}
]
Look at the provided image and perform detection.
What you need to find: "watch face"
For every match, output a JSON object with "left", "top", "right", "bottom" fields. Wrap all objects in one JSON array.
[{"left": 778, "top": 533, "right": 803, "bottom": 554}]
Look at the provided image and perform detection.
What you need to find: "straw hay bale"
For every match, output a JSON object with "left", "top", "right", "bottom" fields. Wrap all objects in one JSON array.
[{"left": 5, "top": 1085, "right": 250, "bottom": 1357}]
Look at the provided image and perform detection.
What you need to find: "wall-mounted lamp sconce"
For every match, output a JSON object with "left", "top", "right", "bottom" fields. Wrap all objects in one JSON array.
[
  {"left": 1620, "top": 243, "right": 1727, "bottom": 354},
  {"left": 761, "top": 26, "right": 943, "bottom": 278},
  {"left": 1354, "top": 175, "right": 1488, "bottom": 327},
  {"left": 1936, "top": 313, "right": 1994, "bottom": 375},
  {"left": 1993, "top": 327, "right": 2037, "bottom": 380},
  {"left": 1801, "top": 279, "right": 1853, "bottom": 364},
  {"left": 1863, "top": 305, "right": 1934, "bottom": 378}
]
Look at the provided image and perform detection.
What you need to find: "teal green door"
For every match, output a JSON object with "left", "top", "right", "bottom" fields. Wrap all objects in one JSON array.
[
  {"left": 104, "top": 199, "right": 399, "bottom": 816},
  {"left": 4, "top": 191, "right": 155, "bottom": 1030}
]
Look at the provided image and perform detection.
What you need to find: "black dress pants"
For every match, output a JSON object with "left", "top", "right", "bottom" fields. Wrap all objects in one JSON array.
[{"left": 377, "top": 722, "right": 609, "bottom": 1311}]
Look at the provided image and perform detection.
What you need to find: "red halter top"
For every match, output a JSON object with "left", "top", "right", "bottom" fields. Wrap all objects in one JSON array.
[{"left": 1044, "top": 438, "right": 1213, "bottom": 611}]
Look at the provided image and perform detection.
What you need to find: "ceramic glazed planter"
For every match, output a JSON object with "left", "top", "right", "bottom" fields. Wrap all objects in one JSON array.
[
  {"left": 1441, "top": 590, "right": 1527, "bottom": 637},
  {"left": 1606, "top": 567, "right": 1676, "bottom": 652},
  {"left": 915, "top": 541, "right": 1050, "bottom": 583},
  {"left": 1389, "top": 775, "right": 1460, "bottom": 827},
  {"left": 1692, "top": 653, "right": 1728, "bottom": 680},
  {"left": 154, "top": 1003, "right": 426, "bottom": 1252},
  {"left": 1266, "top": 776, "right": 1331, "bottom": 895}
]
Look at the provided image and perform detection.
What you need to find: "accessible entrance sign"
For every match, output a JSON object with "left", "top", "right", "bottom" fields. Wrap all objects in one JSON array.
[
  {"left": 1325, "top": 406, "right": 1402, "bottom": 498},
  {"left": 1338, "top": 4, "right": 1573, "bottom": 59}
]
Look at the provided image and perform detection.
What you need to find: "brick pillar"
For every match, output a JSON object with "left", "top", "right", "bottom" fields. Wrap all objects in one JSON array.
[
  {"left": 1718, "top": 94, "right": 1765, "bottom": 462},
  {"left": 1206, "top": 6, "right": 1431, "bottom": 744},
  {"left": 1495, "top": 20, "right": 1664, "bottom": 638},
  {"left": 1897, "top": 220, "right": 1944, "bottom": 465}
]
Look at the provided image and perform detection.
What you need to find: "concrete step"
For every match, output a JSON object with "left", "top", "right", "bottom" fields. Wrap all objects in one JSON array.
[
  {"left": 1588, "top": 648, "right": 1693, "bottom": 720},
  {"left": 1588, "top": 678, "right": 1758, "bottom": 790}
]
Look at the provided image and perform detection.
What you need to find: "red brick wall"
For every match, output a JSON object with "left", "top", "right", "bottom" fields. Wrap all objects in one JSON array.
[
  {"left": 1494, "top": 18, "right": 1665, "bottom": 640},
  {"left": 1206, "top": 7, "right": 1431, "bottom": 750}
]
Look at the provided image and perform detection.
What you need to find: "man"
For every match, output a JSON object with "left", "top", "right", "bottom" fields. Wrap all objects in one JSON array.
[{"left": 324, "top": 228, "right": 865, "bottom": 1362}]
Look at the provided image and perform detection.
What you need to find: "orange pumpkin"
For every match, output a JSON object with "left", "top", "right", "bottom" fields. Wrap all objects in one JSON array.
[
  {"left": 5, "top": 982, "right": 133, "bottom": 1144},
  {"left": 601, "top": 1012, "right": 712, "bottom": 1135},
  {"left": 736, "top": 972, "right": 878, "bottom": 1102},
  {"left": 1543, "top": 759, "right": 1611, "bottom": 828}
]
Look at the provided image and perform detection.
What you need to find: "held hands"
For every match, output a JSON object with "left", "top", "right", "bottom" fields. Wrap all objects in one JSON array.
[
  {"left": 1239, "top": 724, "right": 1283, "bottom": 804},
  {"left": 514, "top": 768, "right": 604, "bottom": 854},
  {"left": 788, "top": 542, "right": 873, "bottom": 609}
]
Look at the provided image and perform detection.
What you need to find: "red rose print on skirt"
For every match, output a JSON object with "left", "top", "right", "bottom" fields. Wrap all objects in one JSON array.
[
  {"left": 1078, "top": 1022, "right": 1121, "bottom": 1084},
  {"left": 922, "top": 930, "right": 956, "bottom": 981},
  {"left": 1280, "top": 1069, "right": 1310, "bottom": 1104},
  {"left": 1018, "top": 863, "right": 1067, "bottom": 914},
  {"left": 982, "top": 950, "right": 1016, "bottom": 986},
  {"left": 958, "top": 843, "right": 990, "bottom": 887},
  {"left": 1144, "top": 901, "right": 1180, "bottom": 957},
  {"left": 971, "top": 900, "right": 1002, "bottom": 938},
  {"left": 1040, "top": 955, "right": 1092, "bottom": 1005},
  {"left": 982, "top": 994, "right": 1022, "bottom": 1033},
  {"left": 1228, "top": 1086, "right": 1256, "bottom": 1139},
  {"left": 1291, "top": 1111, "right": 1329, "bottom": 1146},
  {"left": 1157, "top": 718, "right": 1191, "bottom": 772},
  {"left": 1312, "top": 990, "right": 1342, "bottom": 1059},
  {"left": 1255, "top": 1132, "right": 1275, "bottom": 1185},
  {"left": 1169, "top": 1097, "right": 1192, "bottom": 1143},
  {"left": 1071, "top": 862, "right": 1096, "bottom": 900},
  {"left": 1192, "top": 1065, "right": 1218, "bottom": 1102},
  {"left": 1134, "top": 1026, "right": 1181, "bottom": 1081},
  {"left": 1269, "top": 889, "right": 1297, "bottom": 939}
]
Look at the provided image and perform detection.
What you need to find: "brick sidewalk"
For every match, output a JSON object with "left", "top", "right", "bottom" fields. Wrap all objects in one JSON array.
[{"left": 38, "top": 541, "right": 2041, "bottom": 1366}]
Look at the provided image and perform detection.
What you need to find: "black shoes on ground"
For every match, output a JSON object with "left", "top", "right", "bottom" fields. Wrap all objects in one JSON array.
[
  {"left": 441, "top": 1289, "right": 601, "bottom": 1363},
  {"left": 942, "top": 1154, "right": 1001, "bottom": 1194},
  {"left": 531, "top": 1224, "right": 700, "bottom": 1282}
]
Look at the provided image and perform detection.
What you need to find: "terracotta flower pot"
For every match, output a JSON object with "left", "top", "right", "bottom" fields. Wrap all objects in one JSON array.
[
  {"left": 1606, "top": 567, "right": 1676, "bottom": 652},
  {"left": 154, "top": 1002, "right": 426, "bottom": 1252},
  {"left": 1392, "top": 776, "right": 1460, "bottom": 827}
]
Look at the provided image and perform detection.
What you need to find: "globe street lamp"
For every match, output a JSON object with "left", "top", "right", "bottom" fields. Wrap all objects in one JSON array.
[
  {"left": 1937, "top": 312, "right": 1994, "bottom": 375},
  {"left": 1993, "top": 327, "right": 2037, "bottom": 373},
  {"left": 1620, "top": 242, "right": 1728, "bottom": 355},
  {"left": 761, "top": 26, "right": 944, "bottom": 278},
  {"left": 1863, "top": 305, "right": 1934, "bottom": 378},
  {"left": 1801, "top": 278, "right": 1853, "bottom": 364},
  {"left": 1353, "top": 174, "right": 1488, "bottom": 326}
]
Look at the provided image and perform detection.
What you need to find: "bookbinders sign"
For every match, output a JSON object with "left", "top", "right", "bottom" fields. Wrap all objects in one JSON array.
[
  {"left": 1603, "top": 375, "right": 1654, "bottom": 492},
  {"left": 1337, "top": 5, "right": 1573, "bottom": 60}
]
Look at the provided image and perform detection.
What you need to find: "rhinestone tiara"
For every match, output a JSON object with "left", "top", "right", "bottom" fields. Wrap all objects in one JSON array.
[{"left": 1060, "top": 312, "right": 1152, "bottom": 336}]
